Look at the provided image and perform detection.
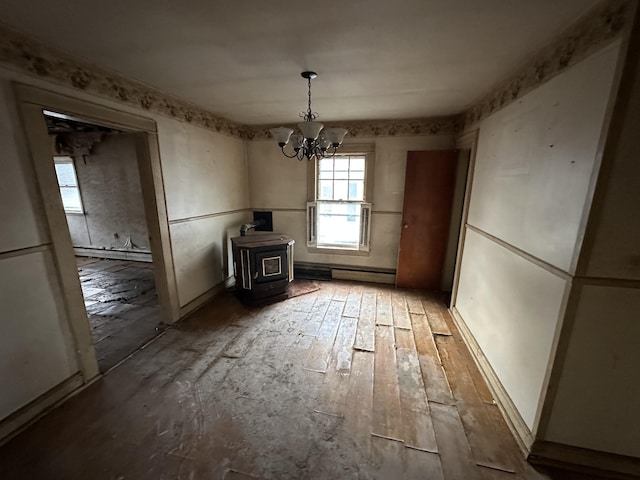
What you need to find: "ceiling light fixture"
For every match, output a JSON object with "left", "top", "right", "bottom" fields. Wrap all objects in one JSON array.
[{"left": 270, "top": 71, "right": 348, "bottom": 161}]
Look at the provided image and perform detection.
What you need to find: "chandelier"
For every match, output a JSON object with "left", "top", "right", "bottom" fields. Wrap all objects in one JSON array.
[{"left": 270, "top": 71, "right": 348, "bottom": 161}]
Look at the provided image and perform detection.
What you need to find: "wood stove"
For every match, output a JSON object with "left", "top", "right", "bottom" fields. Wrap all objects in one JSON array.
[{"left": 231, "top": 233, "right": 294, "bottom": 306}]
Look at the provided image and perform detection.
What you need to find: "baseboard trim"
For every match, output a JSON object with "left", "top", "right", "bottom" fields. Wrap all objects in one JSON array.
[
  {"left": 0, "top": 372, "right": 85, "bottom": 445},
  {"left": 331, "top": 269, "right": 396, "bottom": 284},
  {"left": 294, "top": 261, "right": 396, "bottom": 285},
  {"left": 74, "top": 247, "right": 152, "bottom": 263},
  {"left": 449, "top": 306, "right": 534, "bottom": 454},
  {"left": 178, "top": 277, "right": 230, "bottom": 318},
  {"left": 529, "top": 441, "right": 640, "bottom": 479}
]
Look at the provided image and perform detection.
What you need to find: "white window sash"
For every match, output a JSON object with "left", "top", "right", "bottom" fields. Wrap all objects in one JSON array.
[
  {"left": 359, "top": 203, "right": 372, "bottom": 251},
  {"left": 306, "top": 201, "right": 317, "bottom": 247}
]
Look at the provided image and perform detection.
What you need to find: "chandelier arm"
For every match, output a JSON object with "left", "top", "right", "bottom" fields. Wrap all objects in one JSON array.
[{"left": 280, "top": 145, "right": 301, "bottom": 159}]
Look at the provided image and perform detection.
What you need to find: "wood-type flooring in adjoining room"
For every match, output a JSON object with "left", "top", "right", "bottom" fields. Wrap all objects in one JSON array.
[
  {"left": 0, "top": 281, "right": 577, "bottom": 479},
  {"left": 77, "top": 257, "right": 163, "bottom": 371}
]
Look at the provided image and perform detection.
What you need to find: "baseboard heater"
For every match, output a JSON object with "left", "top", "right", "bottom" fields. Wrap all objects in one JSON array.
[{"left": 294, "top": 262, "right": 396, "bottom": 285}]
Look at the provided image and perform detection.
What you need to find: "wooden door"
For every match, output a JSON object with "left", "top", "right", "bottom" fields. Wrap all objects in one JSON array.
[{"left": 397, "top": 150, "right": 457, "bottom": 289}]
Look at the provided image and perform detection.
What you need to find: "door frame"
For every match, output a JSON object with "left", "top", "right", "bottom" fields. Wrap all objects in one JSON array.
[
  {"left": 449, "top": 129, "right": 479, "bottom": 308},
  {"left": 14, "top": 83, "right": 179, "bottom": 382}
]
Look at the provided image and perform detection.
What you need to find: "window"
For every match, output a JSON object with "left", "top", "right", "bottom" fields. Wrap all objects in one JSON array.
[
  {"left": 54, "top": 156, "right": 83, "bottom": 213},
  {"left": 307, "top": 148, "right": 373, "bottom": 252}
]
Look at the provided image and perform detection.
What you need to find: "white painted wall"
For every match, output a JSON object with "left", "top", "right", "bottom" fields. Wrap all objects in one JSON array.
[
  {"left": 454, "top": 43, "right": 620, "bottom": 432},
  {"left": 541, "top": 27, "right": 640, "bottom": 459},
  {"left": 158, "top": 118, "right": 251, "bottom": 306},
  {"left": 0, "top": 79, "right": 79, "bottom": 421},
  {"left": 248, "top": 135, "right": 454, "bottom": 270},
  {"left": 467, "top": 45, "right": 619, "bottom": 274},
  {"left": 455, "top": 230, "right": 568, "bottom": 428},
  {"left": 544, "top": 285, "right": 640, "bottom": 457},
  {"left": 65, "top": 134, "right": 150, "bottom": 251}
]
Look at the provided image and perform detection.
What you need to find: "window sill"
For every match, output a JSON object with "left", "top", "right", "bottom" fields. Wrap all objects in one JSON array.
[
  {"left": 64, "top": 211, "right": 85, "bottom": 215},
  {"left": 307, "top": 246, "right": 370, "bottom": 257}
]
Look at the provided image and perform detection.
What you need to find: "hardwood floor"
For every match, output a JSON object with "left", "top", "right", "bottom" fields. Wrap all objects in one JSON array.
[
  {"left": 77, "top": 257, "right": 162, "bottom": 371},
  {"left": 0, "top": 281, "right": 566, "bottom": 479}
]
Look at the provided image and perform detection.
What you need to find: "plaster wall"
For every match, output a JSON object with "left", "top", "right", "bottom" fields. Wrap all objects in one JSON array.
[
  {"left": 247, "top": 135, "right": 454, "bottom": 270},
  {"left": 541, "top": 20, "right": 640, "bottom": 458},
  {"left": 65, "top": 134, "right": 150, "bottom": 251},
  {"left": 158, "top": 118, "right": 251, "bottom": 306},
  {"left": 454, "top": 43, "right": 620, "bottom": 432},
  {"left": 0, "top": 79, "right": 78, "bottom": 421},
  {"left": 466, "top": 45, "right": 618, "bottom": 274},
  {"left": 544, "top": 285, "right": 640, "bottom": 457}
]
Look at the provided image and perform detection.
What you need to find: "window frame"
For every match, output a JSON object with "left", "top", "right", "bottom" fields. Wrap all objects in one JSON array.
[
  {"left": 306, "top": 144, "right": 375, "bottom": 254},
  {"left": 53, "top": 155, "right": 84, "bottom": 214}
]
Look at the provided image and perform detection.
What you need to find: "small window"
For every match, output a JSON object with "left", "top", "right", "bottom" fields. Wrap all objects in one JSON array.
[
  {"left": 307, "top": 149, "right": 373, "bottom": 252},
  {"left": 54, "top": 156, "right": 83, "bottom": 213}
]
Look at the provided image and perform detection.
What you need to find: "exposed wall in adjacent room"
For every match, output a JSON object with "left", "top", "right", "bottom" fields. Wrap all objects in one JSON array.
[
  {"left": 453, "top": 42, "right": 620, "bottom": 433},
  {"left": 63, "top": 133, "right": 150, "bottom": 253},
  {"left": 247, "top": 135, "right": 454, "bottom": 272}
]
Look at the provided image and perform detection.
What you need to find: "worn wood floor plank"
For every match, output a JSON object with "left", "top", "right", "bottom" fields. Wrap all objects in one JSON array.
[
  {"left": 425, "top": 306, "right": 451, "bottom": 336},
  {"left": 375, "top": 289, "right": 393, "bottom": 326},
  {"left": 395, "top": 328, "right": 438, "bottom": 453},
  {"left": 300, "top": 286, "right": 333, "bottom": 336},
  {"left": 444, "top": 310, "right": 496, "bottom": 405},
  {"left": 392, "top": 291, "right": 412, "bottom": 329},
  {"left": 342, "top": 350, "right": 374, "bottom": 464},
  {"left": 431, "top": 402, "right": 478, "bottom": 480},
  {"left": 354, "top": 291, "right": 376, "bottom": 352},
  {"left": 343, "top": 289, "right": 362, "bottom": 318},
  {"left": 405, "top": 290, "right": 426, "bottom": 315},
  {"left": 405, "top": 448, "right": 445, "bottom": 480},
  {"left": 332, "top": 282, "right": 350, "bottom": 302},
  {"left": 370, "top": 436, "right": 405, "bottom": 479},
  {"left": 436, "top": 335, "right": 521, "bottom": 474},
  {"left": 423, "top": 296, "right": 452, "bottom": 336},
  {"left": 315, "top": 315, "right": 358, "bottom": 416},
  {"left": 302, "top": 300, "right": 344, "bottom": 372},
  {"left": 372, "top": 325, "right": 404, "bottom": 441},
  {"left": 410, "top": 313, "right": 454, "bottom": 405}
]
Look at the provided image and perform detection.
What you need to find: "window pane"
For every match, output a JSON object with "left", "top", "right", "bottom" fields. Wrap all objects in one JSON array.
[
  {"left": 319, "top": 180, "right": 333, "bottom": 200},
  {"left": 334, "top": 157, "right": 349, "bottom": 173},
  {"left": 319, "top": 169, "right": 334, "bottom": 179},
  {"left": 317, "top": 202, "right": 361, "bottom": 247},
  {"left": 349, "top": 157, "right": 365, "bottom": 172},
  {"left": 55, "top": 162, "right": 77, "bottom": 186},
  {"left": 319, "top": 158, "right": 333, "bottom": 172},
  {"left": 334, "top": 180, "right": 348, "bottom": 200},
  {"left": 348, "top": 181, "right": 365, "bottom": 201},
  {"left": 60, "top": 187, "right": 82, "bottom": 211}
]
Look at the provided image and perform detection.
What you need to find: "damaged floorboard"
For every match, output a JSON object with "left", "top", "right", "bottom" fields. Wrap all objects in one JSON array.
[{"left": 0, "top": 281, "right": 561, "bottom": 479}]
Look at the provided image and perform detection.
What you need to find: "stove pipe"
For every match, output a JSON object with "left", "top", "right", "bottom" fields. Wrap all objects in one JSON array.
[{"left": 240, "top": 219, "right": 266, "bottom": 236}]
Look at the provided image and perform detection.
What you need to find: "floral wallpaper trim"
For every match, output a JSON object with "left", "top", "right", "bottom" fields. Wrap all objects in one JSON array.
[
  {"left": 457, "top": 0, "right": 631, "bottom": 132},
  {"left": 0, "top": 25, "right": 249, "bottom": 138},
  {"left": 246, "top": 117, "right": 456, "bottom": 140}
]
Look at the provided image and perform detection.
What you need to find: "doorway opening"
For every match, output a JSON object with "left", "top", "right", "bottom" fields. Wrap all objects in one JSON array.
[
  {"left": 441, "top": 148, "right": 472, "bottom": 296},
  {"left": 46, "top": 110, "right": 165, "bottom": 372}
]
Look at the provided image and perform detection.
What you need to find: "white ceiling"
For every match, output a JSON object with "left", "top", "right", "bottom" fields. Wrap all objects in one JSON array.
[{"left": 0, "top": 0, "right": 600, "bottom": 125}]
